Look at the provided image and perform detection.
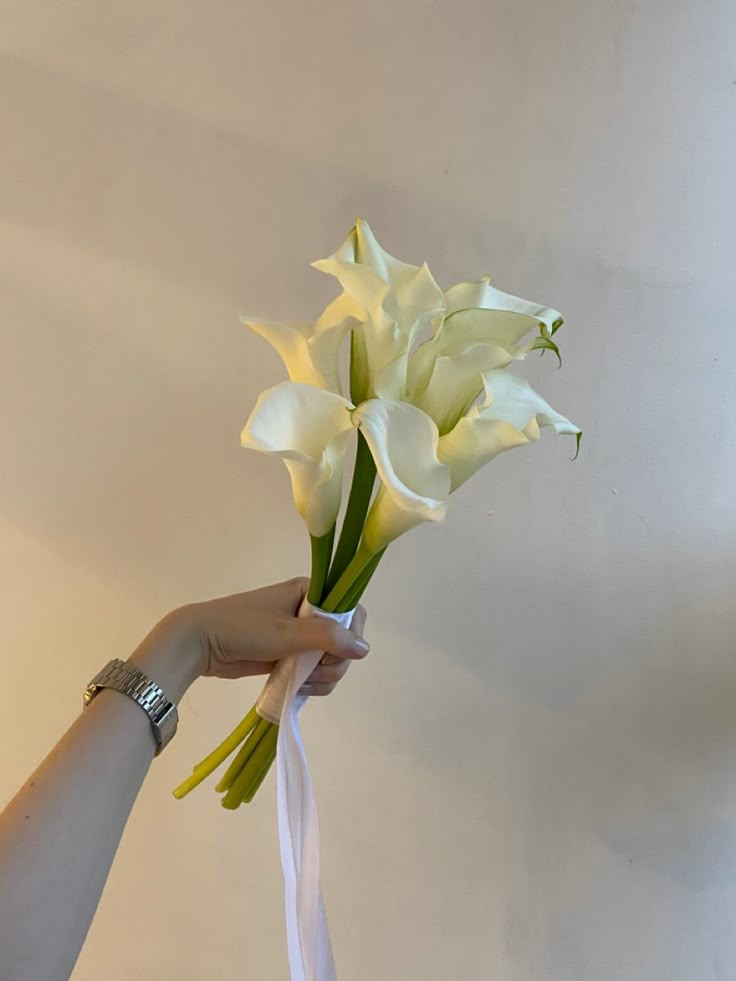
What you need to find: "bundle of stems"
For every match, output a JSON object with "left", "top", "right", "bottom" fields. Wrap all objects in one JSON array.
[{"left": 172, "top": 431, "right": 384, "bottom": 808}]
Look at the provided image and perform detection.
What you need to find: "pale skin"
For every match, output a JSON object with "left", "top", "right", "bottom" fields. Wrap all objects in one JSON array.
[{"left": 0, "top": 577, "right": 369, "bottom": 981}]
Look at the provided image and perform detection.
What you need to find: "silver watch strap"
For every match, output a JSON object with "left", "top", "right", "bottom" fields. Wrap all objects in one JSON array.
[{"left": 84, "top": 658, "right": 178, "bottom": 755}]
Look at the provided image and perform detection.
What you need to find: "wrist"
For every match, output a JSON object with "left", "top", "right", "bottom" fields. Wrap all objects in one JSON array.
[{"left": 127, "top": 607, "right": 203, "bottom": 704}]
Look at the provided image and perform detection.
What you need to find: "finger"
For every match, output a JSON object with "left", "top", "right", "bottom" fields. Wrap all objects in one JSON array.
[
  {"left": 305, "top": 660, "right": 350, "bottom": 686},
  {"left": 286, "top": 576, "right": 311, "bottom": 610},
  {"left": 280, "top": 616, "right": 369, "bottom": 660},
  {"left": 298, "top": 681, "right": 337, "bottom": 697}
]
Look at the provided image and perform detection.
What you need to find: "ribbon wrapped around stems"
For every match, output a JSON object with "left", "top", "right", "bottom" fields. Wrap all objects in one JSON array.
[{"left": 257, "top": 598, "right": 355, "bottom": 981}]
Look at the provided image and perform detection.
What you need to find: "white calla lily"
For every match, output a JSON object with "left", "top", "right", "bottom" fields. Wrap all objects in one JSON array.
[
  {"left": 407, "top": 306, "right": 545, "bottom": 433},
  {"left": 351, "top": 399, "right": 450, "bottom": 552},
  {"left": 407, "top": 283, "right": 565, "bottom": 433},
  {"left": 241, "top": 381, "right": 355, "bottom": 537},
  {"left": 438, "top": 370, "right": 581, "bottom": 492},
  {"left": 311, "top": 219, "right": 446, "bottom": 401},
  {"left": 240, "top": 313, "right": 354, "bottom": 395},
  {"left": 443, "top": 275, "right": 564, "bottom": 334},
  {"left": 412, "top": 341, "right": 522, "bottom": 434}
]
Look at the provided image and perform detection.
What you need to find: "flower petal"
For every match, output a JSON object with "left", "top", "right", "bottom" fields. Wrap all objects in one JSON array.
[
  {"left": 442, "top": 275, "right": 493, "bottom": 316},
  {"left": 360, "top": 485, "right": 441, "bottom": 554},
  {"left": 241, "top": 319, "right": 316, "bottom": 383},
  {"left": 241, "top": 317, "right": 350, "bottom": 394},
  {"left": 439, "top": 307, "right": 543, "bottom": 351},
  {"left": 444, "top": 277, "right": 563, "bottom": 334},
  {"left": 438, "top": 417, "right": 529, "bottom": 492},
  {"left": 314, "top": 291, "right": 365, "bottom": 332},
  {"left": 407, "top": 307, "right": 539, "bottom": 399},
  {"left": 312, "top": 220, "right": 446, "bottom": 400},
  {"left": 415, "top": 341, "right": 525, "bottom": 434},
  {"left": 352, "top": 399, "right": 450, "bottom": 550},
  {"left": 475, "top": 370, "right": 580, "bottom": 437},
  {"left": 438, "top": 371, "right": 580, "bottom": 491},
  {"left": 350, "top": 219, "right": 446, "bottom": 343},
  {"left": 241, "top": 381, "right": 354, "bottom": 536}
]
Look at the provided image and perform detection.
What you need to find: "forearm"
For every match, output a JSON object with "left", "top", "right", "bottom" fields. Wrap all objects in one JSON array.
[
  {"left": 0, "top": 582, "right": 365, "bottom": 980},
  {"left": 0, "top": 611, "right": 199, "bottom": 981}
]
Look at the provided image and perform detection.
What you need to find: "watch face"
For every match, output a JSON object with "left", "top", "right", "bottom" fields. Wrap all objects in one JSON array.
[{"left": 157, "top": 703, "right": 178, "bottom": 736}]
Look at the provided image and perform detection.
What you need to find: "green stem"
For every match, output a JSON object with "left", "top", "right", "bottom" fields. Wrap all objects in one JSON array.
[
  {"left": 242, "top": 729, "right": 279, "bottom": 803},
  {"left": 172, "top": 705, "right": 259, "bottom": 799},
  {"left": 336, "top": 548, "right": 385, "bottom": 612},
  {"left": 323, "top": 432, "right": 376, "bottom": 598},
  {"left": 215, "top": 714, "right": 272, "bottom": 793},
  {"left": 221, "top": 723, "right": 279, "bottom": 808},
  {"left": 243, "top": 757, "right": 276, "bottom": 803},
  {"left": 307, "top": 527, "right": 335, "bottom": 606},
  {"left": 322, "top": 541, "right": 376, "bottom": 613}
]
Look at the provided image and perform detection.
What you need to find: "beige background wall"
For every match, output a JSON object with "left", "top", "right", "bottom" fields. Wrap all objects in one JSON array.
[{"left": 2, "top": 2, "right": 736, "bottom": 979}]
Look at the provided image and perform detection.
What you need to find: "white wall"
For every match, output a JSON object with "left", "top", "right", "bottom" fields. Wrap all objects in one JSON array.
[{"left": 2, "top": 2, "right": 735, "bottom": 978}]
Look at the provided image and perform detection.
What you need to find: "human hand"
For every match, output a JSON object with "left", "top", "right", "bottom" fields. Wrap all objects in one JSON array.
[{"left": 129, "top": 577, "right": 369, "bottom": 702}]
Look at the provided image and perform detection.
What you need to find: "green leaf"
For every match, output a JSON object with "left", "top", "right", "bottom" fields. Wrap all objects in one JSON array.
[
  {"left": 531, "top": 336, "right": 562, "bottom": 368},
  {"left": 551, "top": 316, "right": 564, "bottom": 336},
  {"left": 571, "top": 431, "right": 582, "bottom": 461}
]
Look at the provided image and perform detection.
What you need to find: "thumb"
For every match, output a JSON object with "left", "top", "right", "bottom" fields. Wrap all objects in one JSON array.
[{"left": 279, "top": 615, "right": 370, "bottom": 660}]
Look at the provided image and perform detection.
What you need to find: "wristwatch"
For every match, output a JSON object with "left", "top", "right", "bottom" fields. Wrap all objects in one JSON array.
[{"left": 83, "top": 658, "right": 178, "bottom": 755}]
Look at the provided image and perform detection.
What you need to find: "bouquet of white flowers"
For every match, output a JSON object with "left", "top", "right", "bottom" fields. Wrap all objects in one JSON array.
[{"left": 173, "top": 220, "right": 580, "bottom": 979}]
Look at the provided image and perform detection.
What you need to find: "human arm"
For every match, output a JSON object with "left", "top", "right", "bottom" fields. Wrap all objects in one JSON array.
[{"left": 0, "top": 578, "right": 368, "bottom": 981}]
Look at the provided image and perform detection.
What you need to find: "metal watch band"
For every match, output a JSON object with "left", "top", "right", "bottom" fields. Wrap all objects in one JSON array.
[{"left": 83, "top": 658, "right": 178, "bottom": 755}]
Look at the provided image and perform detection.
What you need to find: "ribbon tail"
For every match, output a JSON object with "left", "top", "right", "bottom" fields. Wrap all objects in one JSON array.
[{"left": 275, "top": 599, "right": 354, "bottom": 981}]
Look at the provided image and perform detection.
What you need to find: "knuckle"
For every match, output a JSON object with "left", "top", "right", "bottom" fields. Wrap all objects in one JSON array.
[{"left": 287, "top": 576, "right": 310, "bottom": 607}]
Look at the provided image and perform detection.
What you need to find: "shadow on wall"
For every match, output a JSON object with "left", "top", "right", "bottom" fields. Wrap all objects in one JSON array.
[
  {"left": 375, "top": 533, "right": 736, "bottom": 891},
  {"left": 493, "top": 565, "right": 736, "bottom": 979},
  {"left": 359, "top": 544, "right": 736, "bottom": 978}
]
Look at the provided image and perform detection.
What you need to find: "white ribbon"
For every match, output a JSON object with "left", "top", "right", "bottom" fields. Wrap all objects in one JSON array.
[{"left": 257, "top": 598, "right": 355, "bottom": 981}]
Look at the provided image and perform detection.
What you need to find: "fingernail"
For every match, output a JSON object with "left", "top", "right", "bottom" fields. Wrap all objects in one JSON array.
[{"left": 351, "top": 638, "right": 370, "bottom": 656}]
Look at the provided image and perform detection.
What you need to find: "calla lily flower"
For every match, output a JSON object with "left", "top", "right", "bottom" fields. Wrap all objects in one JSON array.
[
  {"left": 242, "top": 226, "right": 578, "bottom": 552},
  {"left": 241, "top": 381, "right": 354, "bottom": 537},
  {"left": 443, "top": 275, "right": 564, "bottom": 334},
  {"left": 438, "top": 370, "right": 581, "bottom": 492},
  {"left": 351, "top": 399, "right": 450, "bottom": 553},
  {"left": 240, "top": 311, "right": 355, "bottom": 395},
  {"left": 406, "top": 279, "right": 565, "bottom": 434},
  {"left": 407, "top": 307, "right": 543, "bottom": 434},
  {"left": 311, "top": 219, "right": 446, "bottom": 401}
]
